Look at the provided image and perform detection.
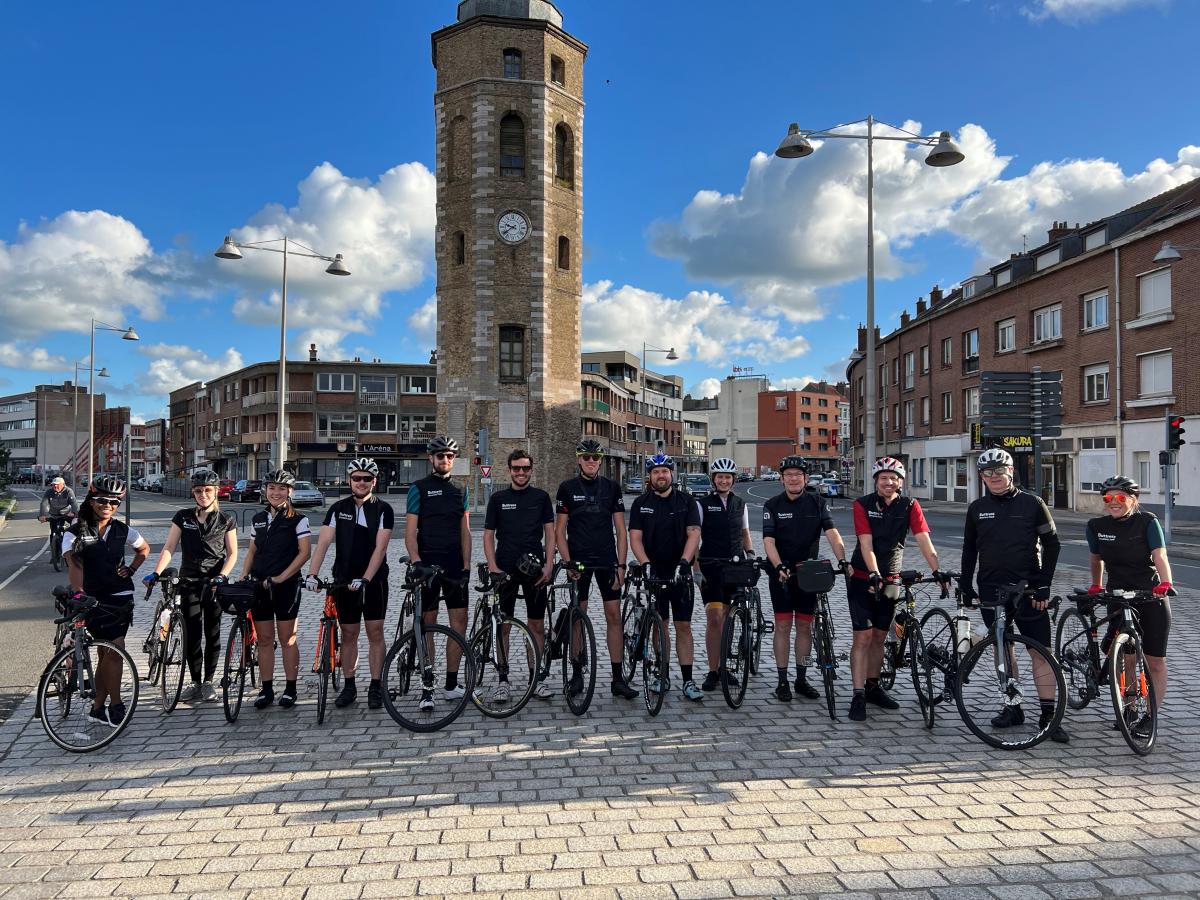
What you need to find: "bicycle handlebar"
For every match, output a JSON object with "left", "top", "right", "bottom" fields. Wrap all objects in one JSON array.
[{"left": 1072, "top": 586, "right": 1175, "bottom": 603}]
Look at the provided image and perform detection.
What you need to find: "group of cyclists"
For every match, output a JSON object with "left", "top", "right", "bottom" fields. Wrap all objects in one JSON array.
[{"left": 46, "top": 433, "right": 1174, "bottom": 744}]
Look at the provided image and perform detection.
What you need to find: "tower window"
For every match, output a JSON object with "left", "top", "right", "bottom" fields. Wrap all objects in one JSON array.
[
  {"left": 453, "top": 231, "right": 465, "bottom": 266},
  {"left": 554, "top": 123, "right": 574, "bottom": 189},
  {"left": 557, "top": 236, "right": 570, "bottom": 270},
  {"left": 499, "top": 326, "right": 525, "bottom": 383},
  {"left": 500, "top": 113, "right": 525, "bottom": 178},
  {"left": 503, "top": 48, "right": 522, "bottom": 80},
  {"left": 550, "top": 55, "right": 565, "bottom": 86}
]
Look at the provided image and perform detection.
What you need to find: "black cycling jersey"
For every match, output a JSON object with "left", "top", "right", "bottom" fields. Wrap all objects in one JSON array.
[
  {"left": 849, "top": 493, "right": 922, "bottom": 578},
  {"left": 762, "top": 489, "right": 833, "bottom": 563},
  {"left": 407, "top": 473, "right": 468, "bottom": 559},
  {"left": 66, "top": 519, "right": 138, "bottom": 598},
  {"left": 249, "top": 509, "right": 310, "bottom": 579},
  {"left": 484, "top": 486, "right": 553, "bottom": 572},
  {"left": 324, "top": 495, "right": 394, "bottom": 582},
  {"left": 1086, "top": 510, "right": 1164, "bottom": 592},
  {"left": 629, "top": 489, "right": 700, "bottom": 578},
  {"left": 961, "top": 486, "right": 1059, "bottom": 589},
  {"left": 697, "top": 491, "right": 748, "bottom": 560},
  {"left": 555, "top": 474, "right": 624, "bottom": 566},
  {"left": 171, "top": 508, "right": 236, "bottom": 578}
]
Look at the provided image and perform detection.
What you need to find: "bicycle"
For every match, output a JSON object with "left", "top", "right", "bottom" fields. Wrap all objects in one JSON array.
[
  {"left": 469, "top": 565, "right": 541, "bottom": 718},
  {"left": 536, "top": 561, "right": 599, "bottom": 716},
  {"left": 216, "top": 579, "right": 260, "bottom": 723},
  {"left": 953, "top": 580, "right": 1067, "bottom": 750},
  {"left": 140, "top": 569, "right": 190, "bottom": 714},
  {"left": 1055, "top": 586, "right": 1171, "bottom": 755},
  {"left": 37, "top": 587, "right": 140, "bottom": 752},
  {"left": 380, "top": 560, "right": 476, "bottom": 732},
  {"left": 873, "top": 570, "right": 952, "bottom": 729},
  {"left": 310, "top": 578, "right": 350, "bottom": 725},
  {"left": 909, "top": 571, "right": 970, "bottom": 720},
  {"left": 788, "top": 558, "right": 841, "bottom": 722},
  {"left": 698, "top": 556, "right": 770, "bottom": 709},
  {"left": 619, "top": 564, "right": 674, "bottom": 716},
  {"left": 47, "top": 515, "right": 73, "bottom": 572}
]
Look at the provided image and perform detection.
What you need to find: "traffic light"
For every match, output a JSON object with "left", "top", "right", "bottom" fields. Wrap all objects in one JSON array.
[{"left": 1168, "top": 416, "right": 1187, "bottom": 451}]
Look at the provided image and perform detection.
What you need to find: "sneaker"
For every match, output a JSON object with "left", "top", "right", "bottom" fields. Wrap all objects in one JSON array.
[
  {"left": 682, "top": 680, "right": 704, "bottom": 702},
  {"left": 106, "top": 702, "right": 127, "bottom": 726},
  {"left": 610, "top": 679, "right": 638, "bottom": 699},
  {"left": 334, "top": 683, "right": 357, "bottom": 708},
  {"left": 180, "top": 682, "right": 203, "bottom": 702},
  {"left": 87, "top": 706, "right": 113, "bottom": 727},
  {"left": 492, "top": 682, "right": 512, "bottom": 703},
  {"left": 278, "top": 687, "right": 297, "bottom": 709},
  {"left": 199, "top": 682, "right": 217, "bottom": 702},
  {"left": 848, "top": 693, "right": 867, "bottom": 722},
  {"left": 648, "top": 676, "right": 669, "bottom": 694},
  {"left": 568, "top": 669, "right": 585, "bottom": 696},
  {"left": 990, "top": 704, "right": 1024, "bottom": 728},
  {"left": 443, "top": 684, "right": 466, "bottom": 701},
  {"left": 1132, "top": 715, "right": 1154, "bottom": 739},
  {"left": 253, "top": 687, "right": 274, "bottom": 710},
  {"left": 774, "top": 682, "right": 793, "bottom": 702},
  {"left": 367, "top": 684, "right": 383, "bottom": 709},
  {"left": 1039, "top": 709, "right": 1070, "bottom": 744},
  {"left": 863, "top": 683, "right": 899, "bottom": 710},
  {"left": 419, "top": 689, "right": 435, "bottom": 711},
  {"left": 795, "top": 677, "right": 821, "bottom": 701},
  {"left": 532, "top": 680, "right": 554, "bottom": 700},
  {"left": 701, "top": 671, "right": 720, "bottom": 692}
]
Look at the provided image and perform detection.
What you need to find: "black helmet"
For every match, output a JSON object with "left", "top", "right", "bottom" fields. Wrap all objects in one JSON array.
[
  {"left": 1100, "top": 475, "right": 1140, "bottom": 497},
  {"left": 91, "top": 474, "right": 126, "bottom": 498},
  {"left": 517, "top": 551, "right": 544, "bottom": 577},
  {"left": 427, "top": 435, "right": 459, "bottom": 454},
  {"left": 263, "top": 469, "right": 295, "bottom": 487},
  {"left": 191, "top": 468, "right": 220, "bottom": 488},
  {"left": 347, "top": 457, "right": 379, "bottom": 477},
  {"left": 576, "top": 438, "right": 605, "bottom": 456},
  {"left": 779, "top": 456, "right": 808, "bottom": 474}
]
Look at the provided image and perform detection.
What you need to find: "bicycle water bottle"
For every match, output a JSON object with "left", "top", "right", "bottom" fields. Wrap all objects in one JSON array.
[
  {"left": 158, "top": 608, "right": 171, "bottom": 640},
  {"left": 63, "top": 631, "right": 74, "bottom": 650},
  {"left": 550, "top": 608, "right": 568, "bottom": 659},
  {"left": 955, "top": 617, "right": 972, "bottom": 656}
]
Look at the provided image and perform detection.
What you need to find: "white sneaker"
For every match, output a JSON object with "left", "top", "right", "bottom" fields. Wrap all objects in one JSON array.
[
  {"left": 682, "top": 680, "right": 704, "bottom": 702},
  {"left": 200, "top": 682, "right": 217, "bottom": 702},
  {"left": 443, "top": 685, "right": 466, "bottom": 700},
  {"left": 419, "top": 690, "right": 435, "bottom": 711},
  {"left": 532, "top": 680, "right": 553, "bottom": 700},
  {"left": 492, "top": 682, "right": 512, "bottom": 703},
  {"left": 180, "top": 683, "right": 203, "bottom": 702}
]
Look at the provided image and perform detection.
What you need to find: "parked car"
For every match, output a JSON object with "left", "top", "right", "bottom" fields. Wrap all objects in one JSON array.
[
  {"left": 217, "top": 479, "right": 235, "bottom": 500},
  {"left": 737, "top": 472, "right": 754, "bottom": 482},
  {"left": 684, "top": 473, "right": 712, "bottom": 494},
  {"left": 623, "top": 476, "right": 643, "bottom": 494},
  {"left": 807, "top": 475, "right": 825, "bottom": 492},
  {"left": 821, "top": 480, "right": 840, "bottom": 498},
  {"left": 761, "top": 471, "right": 780, "bottom": 482},
  {"left": 291, "top": 481, "right": 325, "bottom": 508},
  {"left": 230, "top": 479, "right": 262, "bottom": 503}
]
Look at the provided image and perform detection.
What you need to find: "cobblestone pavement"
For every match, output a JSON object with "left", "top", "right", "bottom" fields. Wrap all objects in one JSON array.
[{"left": 0, "top": 527, "right": 1197, "bottom": 899}]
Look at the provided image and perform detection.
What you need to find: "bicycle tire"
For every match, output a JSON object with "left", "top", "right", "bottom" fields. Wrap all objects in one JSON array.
[
  {"left": 954, "top": 633, "right": 1066, "bottom": 750},
  {"left": 814, "top": 612, "right": 838, "bottom": 722},
  {"left": 381, "top": 624, "right": 474, "bottom": 733},
  {"left": 37, "top": 640, "right": 139, "bottom": 753},
  {"left": 1109, "top": 631, "right": 1156, "bottom": 756},
  {"left": 160, "top": 611, "right": 187, "bottom": 714},
  {"left": 470, "top": 617, "right": 539, "bottom": 719},
  {"left": 145, "top": 605, "right": 164, "bottom": 687},
  {"left": 720, "top": 603, "right": 750, "bottom": 709},
  {"left": 619, "top": 590, "right": 640, "bottom": 685},
  {"left": 878, "top": 635, "right": 898, "bottom": 691},
  {"left": 315, "top": 623, "right": 331, "bottom": 725},
  {"left": 222, "top": 619, "right": 247, "bottom": 723},
  {"left": 330, "top": 628, "right": 342, "bottom": 695},
  {"left": 1055, "top": 608, "right": 1098, "bottom": 711},
  {"left": 918, "top": 607, "right": 956, "bottom": 707},
  {"left": 563, "top": 607, "right": 597, "bottom": 716},
  {"left": 750, "top": 588, "right": 765, "bottom": 677},
  {"left": 908, "top": 622, "right": 936, "bottom": 729},
  {"left": 641, "top": 609, "right": 667, "bottom": 717}
]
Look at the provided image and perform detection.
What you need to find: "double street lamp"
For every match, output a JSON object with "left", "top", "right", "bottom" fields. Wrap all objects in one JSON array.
[
  {"left": 88, "top": 320, "right": 139, "bottom": 487},
  {"left": 775, "top": 116, "right": 965, "bottom": 482},
  {"left": 215, "top": 236, "right": 351, "bottom": 471}
]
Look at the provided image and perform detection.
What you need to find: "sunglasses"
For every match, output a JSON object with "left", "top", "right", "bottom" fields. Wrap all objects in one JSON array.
[
  {"left": 350, "top": 475, "right": 375, "bottom": 483},
  {"left": 1103, "top": 492, "right": 1130, "bottom": 503},
  {"left": 577, "top": 454, "right": 602, "bottom": 462},
  {"left": 510, "top": 464, "right": 532, "bottom": 472},
  {"left": 433, "top": 452, "right": 456, "bottom": 460},
  {"left": 980, "top": 467, "right": 1011, "bottom": 478},
  {"left": 93, "top": 497, "right": 122, "bottom": 507}
]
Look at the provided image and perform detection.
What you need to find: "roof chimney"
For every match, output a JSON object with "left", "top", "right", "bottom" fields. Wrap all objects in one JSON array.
[
  {"left": 857, "top": 324, "right": 866, "bottom": 352},
  {"left": 900, "top": 311, "right": 911, "bottom": 327},
  {"left": 930, "top": 285, "right": 943, "bottom": 306},
  {"left": 1048, "top": 220, "right": 1073, "bottom": 243},
  {"left": 309, "top": 343, "right": 318, "bottom": 362},
  {"left": 915, "top": 297, "right": 927, "bottom": 316}
]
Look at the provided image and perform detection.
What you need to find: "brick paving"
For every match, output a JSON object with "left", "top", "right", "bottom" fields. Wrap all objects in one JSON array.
[{"left": 0, "top": 528, "right": 1197, "bottom": 898}]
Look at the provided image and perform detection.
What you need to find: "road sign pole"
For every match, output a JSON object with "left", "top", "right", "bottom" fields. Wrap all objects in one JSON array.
[
  {"left": 1164, "top": 409, "right": 1173, "bottom": 545},
  {"left": 1031, "top": 367, "right": 1043, "bottom": 498}
]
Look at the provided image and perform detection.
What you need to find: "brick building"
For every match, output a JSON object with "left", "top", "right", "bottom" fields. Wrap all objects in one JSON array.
[
  {"left": 756, "top": 381, "right": 846, "bottom": 472},
  {"left": 581, "top": 350, "right": 684, "bottom": 478},
  {"left": 846, "top": 177, "right": 1200, "bottom": 517}
]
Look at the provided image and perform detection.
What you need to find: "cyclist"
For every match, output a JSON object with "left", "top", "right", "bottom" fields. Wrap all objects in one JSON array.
[
  {"left": 483, "top": 448, "right": 555, "bottom": 700},
  {"left": 694, "top": 457, "right": 754, "bottom": 693},
  {"left": 629, "top": 453, "right": 703, "bottom": 701},
  {"left": 846, "top": 457, "right": 946, "bottom": 722},
  {"left": 306, "top": 457, "right": 394, "bottom": 710},
  {"left": 960, "top": 447, "right": 1067, "bottom": 743},
  {"left": 1085, "top": 475, "right": 1173, "bottom": 737},
  {"left": 63, "top": 475, "right": 151, "bottom": 727},
  {"left": 554, "top": 438, "right": 637, "bottom": 700},
  {"left": 39, "top": 475, "right": 79, "bottom": 551},
  {"left": 762, "top": 455, "right": 847, "bottom": 703},
  {"left": 405, "top": 436, "right": 471, "bottom": 711},
  {"left": 145, "top": 469, "right": 238, "bottom": 702},
  {"left": 241, "top": 469, "right": 311, "bottom": 711}
]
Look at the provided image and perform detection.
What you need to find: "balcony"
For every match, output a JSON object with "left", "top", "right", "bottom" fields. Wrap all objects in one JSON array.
[
  {"left": 360, "top": 392, "right": 398, "bottom": 407},
  {"left": 581, "top": 398, "right": 611, "bottom": 421},
  {"left": 314, "top": 430, "right": 358, "bottom": 444},
  {"left": 241, "top": 390, "right": 315, "bottom": 409}
]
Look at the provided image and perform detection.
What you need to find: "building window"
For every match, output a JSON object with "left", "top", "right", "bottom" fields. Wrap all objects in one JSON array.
[
  {"left": 1138, "top": 269, "right": 1171, "bottom": 316},
  {"left": 920, "top": 345, "right": 929, "bottom": 374},
  {"left": 818, "top": 413, "right": 828, "bottom": 421},
  {"left": 856, "top": 377, "right": 863, "bottom": 402},
  {"left": 921, "top": 396, "right": 931, "bottom": 425},
  {"left": 963, "top": 387, "right": 980, "bottom": 419},
  {"left": 554, "top": 123, "right": 574, "bottom": 189},
  {"left": 903, "top": 400, "right": 914, "bottom": 436},
  {"left": 904, "top": 352, "right": 915, "bottom": 390},
  {"left": 1083, "top": 364, "right": 1109, "bottom": 403},
  {"left": 892, "top": 403, "right": 900, "bottom": 433},
  {"left": 1033, "top": 304, "right": 1062, "bottom": 343},
  {"left": 358, "top": 413, "right": 397, "bottom": 433},
  {"left": 499, "top": 113, "right": 525, "bottom": 178},
  {"left": 1136, "top": 452, "right": 1150, "bottom": 495},
  {"left": 963, "top": 280, "right": 976, "bottom": 299},
  {"left": 941, "top": 337, "right": 953, "bottom": 368},
  {"left": 503, "top": 48, "right": 522, "bottom": 79},
  {"left": 401, "top": 375, "right": 436, "bottom": 394},
  {"left": 941, "top": 392, "right": 952, "bottom": 422},
  {"left": 1084, "top": 228, "right": 1106, "bottom": 252},
  {"left": 318, "top": 413, "right": 356, "bottom": 436},
  {"left": 499, "top": 326, "right": 525, "bottom": 382},
  {"left": 996, "top": 268, "right": 1012, "bottom": 287},
  {"left": 1082, "top": 290, "right": 1108, "bottom": 330},
  {"left": 892, "top": 358, "right": 900, "bottom": 385},
  {"left": 1036, "top": 247, "right": 1061, "bottom": 271},
  {"left": 557, "top": 235, "right": 571, "bottom": 270},
  {"left": 996, "top": 318, "right": 1015, "bottom": 353},
  {"left": 963, "top": 329, "right": 979, "bottom": 374},
  {"left": 550, "top": 54, "right": 565, "bottom": 86},
  {"left": 317, "top": 373, "right": 355, "bottom": 392},
  {"left": 453, "top": 231, "right": 465, "bottom": 266},
  {"left": 1139, "top": 350, "right": 1172, "bottom": 397},
  {"left": 800, "top": 411, "right": 812, "bottom": 421},
  {"left": 775, "top": 396, "right": 788, "bottom": 411}
]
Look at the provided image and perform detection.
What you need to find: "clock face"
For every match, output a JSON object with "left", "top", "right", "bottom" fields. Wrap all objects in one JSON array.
[{"left": 497, "top": 210, "right": 530, "bottom": 244}]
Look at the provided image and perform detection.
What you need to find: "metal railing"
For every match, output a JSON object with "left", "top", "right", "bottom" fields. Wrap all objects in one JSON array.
[
  {"left": 581, "top": 398, "right": 611, "bottom": 415},
  {"left": 241, "top": 390, "right": 315, "bottom": 409},
  {"left": 359, "top": 392, "right": 398, "bottom": 406}
]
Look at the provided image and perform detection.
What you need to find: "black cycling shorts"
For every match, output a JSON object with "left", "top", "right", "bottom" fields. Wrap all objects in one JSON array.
[
  {"left": 650, "top": 580, "right": 694, "bottom": 622},
  {"left": 334, "top": 580, "right": 389, "bottom": 624},
  {"left": 575, "top": 567, "right": 622, "bottom": 604},
  {"left": 846, "top": 576, "right": 896, "bottom": 632},
  {"left": 767, "top": 576, "right": 817, "bottom": 619},
  {"left": 499, "top": 572, "right": 548, "bottom": 621},
  {"left": 252, "top": 576, "right": 302, "bottom": 622},
  {"left": 977, "top": 583, "right": 1051, "bottom": 647},
  {"left": 1103, "top": 597, "right": 1171, "bottom": 658},
  {"left": 699, "top": 562, "right": 738, "bottom": 606},
  {"left": 85, "top": 595, "right": 134, "bottom": 642}
]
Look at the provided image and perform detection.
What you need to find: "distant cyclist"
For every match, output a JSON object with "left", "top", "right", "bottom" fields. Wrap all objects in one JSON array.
[{"left": 39, "top": 475, "right": 79, "bottom": 543}]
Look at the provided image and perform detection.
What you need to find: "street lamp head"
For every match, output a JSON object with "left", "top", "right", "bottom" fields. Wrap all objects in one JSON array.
[
  {"left": 214, "top": 236, "right": 243, "bottom": 260},
  {"left": 325, "top": 253, "right": 352, "bottom": 276},
  {"left": 775, "top": 123, "right": 815, "bottom": 160},
  {"left": 924, "top": 131, "right": 965, "bottom": 167},
  {"left": 1154, "top": 241, "right": 1183, "bottom": 263},
  {"left": 97, "top": 367, "right": 110, "bottom": 377},
  {"left": 666, "top": 347, "right": 679, "bottom": 360},
  {"left": 121, "top": 327, "right": 139, "bottom": 341}
]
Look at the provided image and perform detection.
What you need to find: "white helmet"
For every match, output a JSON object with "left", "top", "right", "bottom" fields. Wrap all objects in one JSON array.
[
  {"left": 709, "top": 457, "right": 737, "bottom": 474},
  {"left": 977, "top": 448, "right": 1014, "bottom": 470},
  {"left": 872, "top": 456, "right": 906, "bottom": 480}
]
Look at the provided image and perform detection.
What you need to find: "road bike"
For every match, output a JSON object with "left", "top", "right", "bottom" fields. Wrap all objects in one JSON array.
[
  {"left": 47, "top": 515, "right": 72, "bottom": 572},
  {"left": 910, "top": 571, "right": 971, "bottom": 722},
  {"left": 698, "top": 556, "right": 770, "bottom": 709},
  {"left": 620, "top": 564, "right": 676, "bottom": 716},
  {"left": 536, "top": 561, "right": 599, "bottom": 716},
  {"left": 216, "top": 579, "right": 260, "bottom": 723},
  {"left": 953, "top": 581, "right": 1067, "bottom": 750},
  {"left": 140, "top": 569, "right": 190, "bottom": 713},
  {"left": 310, "top": 578, "right": 350, "bottom": 725},
  {"left": 37, "top": 587, "right": 140, "bottom": 752},
  {"left": 469, "top": 565, "right": 541, "bottom": 718},
  {"left": 1055, "top": 586, "right": 1171, "bottom": 755},
  {"left": 873, "top": 570, "right": 954, "bottom": 729},
  {"left": 786, "top": 558, "right": 842, "bottom": 722}
]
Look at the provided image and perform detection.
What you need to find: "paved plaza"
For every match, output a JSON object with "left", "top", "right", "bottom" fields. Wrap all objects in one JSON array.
[{"left": 0, "top": 528, "right": 1197, "bottom": 899}]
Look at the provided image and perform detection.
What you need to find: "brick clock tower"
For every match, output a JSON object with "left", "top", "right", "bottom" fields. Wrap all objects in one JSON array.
[{"left": 432, "top": 0, "right": 586, "bottom": 486}]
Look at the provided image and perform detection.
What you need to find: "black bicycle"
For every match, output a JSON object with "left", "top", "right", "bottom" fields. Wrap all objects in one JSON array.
[
  {"left": 47, "top": 515, "right": 73, "bottom": 572},
  {"left": 620, "top": 564, "right": 677, "bottom": 716},
  {"left": 140, "top": 569, "right": 190, "bottom": 714},
  {"left": 910, "top": 571, "right": 970, "bottom": 722},
  {"left": 699, "top": 556, "right": 769, "bottom": 709},
  {"left": 874, "top": 570, "right": 952, "bottom": 729},
  {"left": 537, "top": 561, "right": 599, "bottom": 716},
  {"left": 470, "top": 565, "right": 540, "bottom": 718},
  {"left": 1055, "top": 586, "right": 1171, "bottom": 755},
  {"left": 216, "top": 579, "right": 259, "bottom": 723},
  {"left": 784, "top": 558, "right": 841, "bottom": 722}
]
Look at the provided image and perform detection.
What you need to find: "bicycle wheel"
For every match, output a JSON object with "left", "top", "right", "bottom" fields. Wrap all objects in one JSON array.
[
  {"left": 749, "top": 588, "right": 765, "bottom": 677},
  {"left": 1055, "top": 608, "right": 1098, "bottom": 711},
  {"left": 908, "top": 622, "right": 936, "bottom": 729},
  {"left": 315, "top": 624, "right": 331, "bottom": 725},
  {"left": 159, "top": 611, "right": 187, "bottom": 714},
  {"left": 641, "top": 610, "right": 667, "bottom": 717},
  {"left": 471, "top": 617, "right": 539, "bottom": 718},
  {"left": 919, "top": 607, "right": 956, "bottom": 707},
  {"left": 381, "top": 624, "right": 474, "bottom": 733},
  {"left": 954, "top": 634, "right": 1066, "bottom": 750},
  {"left": 51, "top": 534, "right": 62, "bottom": 572},
  {"left": 878, "top": 635, "right": 897, "bottom": 691},
  {"left": 222, "top": 620, "right": 247, "bottom": 723},
  {"left": 563, "top": 607, "right": 597, "bottom": 716},
  {"left": 38, "top": 640, "right": 139, "bottom": 753},
  {"left": 330, "top": 629, "right": 343, "bottom": 694},
  {"left": 144, "top": 609, "right": 164, "bottom": 687},
  {"left": 720, "top": 603, "right": 750, "bottom": 709},
  {"left": 814, "top": 614, "right": 838, "bottom": 722},
  {"left": 619, "top": 590, "right": 640, "bottom": 685},
  {"left": 1108, "top": 632, "right": 1156, "bottom": 756}
]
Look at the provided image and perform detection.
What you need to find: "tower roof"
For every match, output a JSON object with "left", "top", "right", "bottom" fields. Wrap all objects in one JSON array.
[{"left": 456, "top": 0, "right": 563, "bottom": 27}]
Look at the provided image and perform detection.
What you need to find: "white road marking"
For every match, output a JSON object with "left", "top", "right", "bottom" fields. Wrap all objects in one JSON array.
[{"left": 0, "top": 538, "right": 48, "bottom": 593}]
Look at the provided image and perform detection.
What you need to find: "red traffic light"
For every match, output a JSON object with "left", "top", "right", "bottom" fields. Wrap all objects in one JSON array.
[{"left": 1168, "top": 416, "right": 1187, "bottom": 450}]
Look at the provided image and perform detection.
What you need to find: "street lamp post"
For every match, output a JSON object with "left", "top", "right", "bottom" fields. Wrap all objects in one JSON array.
[
  {"left": 775, "top": 116, "right": 964, "bottom": 487},
  {"left": 641, "top": 343, "right": 679, "bottom": 473},
  {"left": 215, "top": 236, "right": 351, "bottom": 472},
  {"left": 88, "top": 320, "right": 139, "bottom": 488},
  {"left": 72, "top": 361, "right": 108, "bottom": 488}
]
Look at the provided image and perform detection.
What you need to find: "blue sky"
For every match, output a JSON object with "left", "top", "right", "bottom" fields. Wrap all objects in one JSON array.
[{"left": 2, "top": 0, "right": 1197, "bottom": 420}]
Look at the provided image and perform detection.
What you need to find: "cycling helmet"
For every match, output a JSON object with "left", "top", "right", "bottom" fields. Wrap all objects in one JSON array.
[
  {"left": 91, "top": 474, "right": 126, "bottom": 498},
  {"left": 977, "top": 448, "right": 1014, "bottom": 470},
  {"left": 779, "top": 455, "right": 808, "bottom": 474},
  {"left": 191, "top": 468, "right": 220, "bottom": 488},
  {"left": 576, "top": 438, "right": 605, "bottom": 456},
  {"left": 263, "top": 469, "right": 295, "bottom": 487},
  {"left": 1100, "top": 475, "right": 1140, "bottom": 497},
  {"left": 646, "top": 453, "right": 676, "bottom": 472},
  {"left": 710, "top": 457, "right": 737, "bottom": 474},
  {"left": 426, "top": 435, "right": 458, "bottom": 454},
  {"left": 517, "top": 551, "right": 544, "bottom": 577},
  {"left": 872, "top": 457, "right": 907, "bottom": 480},
  {"left": 347, "top": 457, "right": 380, "bottom": 477}
]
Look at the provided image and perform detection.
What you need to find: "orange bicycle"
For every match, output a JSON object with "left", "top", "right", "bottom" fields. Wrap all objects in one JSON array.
[{"left": 312, "top": 579, "right": 355, "bottom": 725}]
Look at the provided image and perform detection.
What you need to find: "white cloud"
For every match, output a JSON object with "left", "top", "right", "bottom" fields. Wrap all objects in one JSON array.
[
  {"left": 1022, "top": 0, "right": 1167, "bottom": 23},
  {"left": 407, "top": 295, "right": 438, "bottom": 350},
  {"left": 689, "top": 377, "right": 721, "bottom": 399},
  {"left": 135, "top": 344, "right": 244, "bottom": 397},
  {"left": 0, "top": 342, "right": 69, "bottom": 371},
  {"left": 770, "top": 376, "right": 817, "bottom": 391}
]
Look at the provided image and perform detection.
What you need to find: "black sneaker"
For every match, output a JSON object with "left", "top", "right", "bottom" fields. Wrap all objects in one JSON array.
[
  {"left": 610, "top": 679, "right": 638, "bottom": 699},
  {"left": 1132, "top": 715, "right": 1154, "bottom": 739},
  {"left": 88, "top": 706, "right": 113, "bottom": 728},
  {"left": 794, "top": 677, "right": 820, "bottom": 700},
  {"left": 253, "top": 687, "right": 274, "bottom": 710},
  {"left": 701, "top": 671, "right": 720, "bottom": 692},
  {"left": 1039, "top": 709, "right": 1070, "bottom": 743},
  {"left": 774, "top": 681, "right": 793, "bottom": 702},
  {"left": 990, "top": 704, "right": 1024, "bottom": 728},
  {"left": 568, "top": 669, "right": 585, "bottom": 696},
  {"left": 106, "top": 702, "right": 127, "bottom": 726},
  {"left": 367, "top": 684, "right": 383, "bottom": 709},
  {"left": 278, "top": 687, "right": 297, "bottom": 709},
  {"left": 848, "top": 693, "right": 867, "bottom": 722},
  {"left": 334, "top": 683, "right": 357, "bottom": 708},
  {"left": 864, "top": 683, "right": 899, "bottom": 710}
]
